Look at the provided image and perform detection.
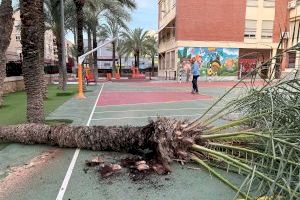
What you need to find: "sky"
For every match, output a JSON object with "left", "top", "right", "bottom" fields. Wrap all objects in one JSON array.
[
  {"left": 10, "top": 0, "right": 158, "bottom": 41},
  {"left": 129, "top": 0, "right": 158, "bottom": 31}
]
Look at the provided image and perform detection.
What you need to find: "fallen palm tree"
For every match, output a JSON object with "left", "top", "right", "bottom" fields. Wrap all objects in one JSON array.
[
  {"left": 1, "top": 77, "right": 299, "bottom": 199},
  {"left": 1, "top": 61, "right": 300, "bottom": 199}
]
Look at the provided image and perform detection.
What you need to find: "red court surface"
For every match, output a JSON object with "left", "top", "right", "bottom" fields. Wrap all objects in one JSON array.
[
  {"left": 138, "top": 80, "right": 266, "bottom": 88},
  {"left": 97, "top": 91, "right": 213, "bottom": 106}
]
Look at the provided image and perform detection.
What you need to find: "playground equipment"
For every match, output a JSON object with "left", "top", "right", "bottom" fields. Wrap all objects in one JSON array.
[
  {"left": 130, "top": 67, "right": 146, "bottom": 79},
  {"left": 77, "top": 37, "right": 117, "bottom": 99},
  {"left": 85, "top": 67, "right": 96, "bottom": 85}
]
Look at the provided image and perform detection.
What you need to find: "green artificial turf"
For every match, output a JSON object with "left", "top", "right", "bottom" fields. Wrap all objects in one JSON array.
[{"left": 0, "top": 85, "right": 77, "bottom": 125}]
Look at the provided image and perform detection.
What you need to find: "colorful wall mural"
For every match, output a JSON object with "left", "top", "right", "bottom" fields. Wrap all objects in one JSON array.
[{"left": 178, "top": 47, "right": 239, "bottom": 77}]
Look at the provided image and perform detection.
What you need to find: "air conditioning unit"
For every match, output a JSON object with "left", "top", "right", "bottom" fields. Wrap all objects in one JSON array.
[
  {"left": 288, "top": 0, "right": 296, "bottom": 9},
  {"left": 281, "top": 32, "right": 290, "bottom": 39}
]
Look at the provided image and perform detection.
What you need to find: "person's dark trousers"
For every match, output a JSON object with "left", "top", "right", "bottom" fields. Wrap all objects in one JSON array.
[{"left": 192, "top": 75, "right": 199, "bottom": 93}]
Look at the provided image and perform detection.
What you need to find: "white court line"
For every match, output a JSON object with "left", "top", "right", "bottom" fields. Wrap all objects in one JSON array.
[
  {"left": 90, "top": 113, "right": 214, "bottom": 121},
  {"left": 93, "top": 107, "right": 222, "bottom": 114},
  {"left": 96, "top": 98, "right": 214, "bottom": 109},
  {"left": 56, "top": 84, "right": 105, "bottom": 200}
]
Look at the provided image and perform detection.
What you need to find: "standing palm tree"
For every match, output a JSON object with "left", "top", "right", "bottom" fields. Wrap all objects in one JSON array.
[
  {"left": 85, "top": 0, "right": 135, "bottom": 81},
  {"left": 38, "top": 0, "right": 48, "bottom": 99},
  {"left": 99, "top": 13, "right": 130, "bottom": 73},
  {"left": 73, "top": 0, "right": 85, "bottom": 57},
  {"left": 0, "top": 0, "right": 14, "bottom": 107},
  {"left": 20, "top": 0, "right": 45, "bottom": 123},
  {"left": 122, "top": 28, "right": 148, "bottom": 68},
  {"left": 145, "top": 35, "right": 158, "bottom": 76},
  {"left": 45, "top": 0, "right": 67, "bottom": 91},
  {"left": 115, "top": 40, "right": 127, "bottom": 74}
]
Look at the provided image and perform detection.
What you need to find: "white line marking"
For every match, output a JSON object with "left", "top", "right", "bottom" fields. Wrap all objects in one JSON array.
[
  {"left": 93, "top": 107, "right": 222, "bottom": 114},
  {"left": 96, "top": 99, "right": 213, "bottom": 108},
  {"left": 91, "top": 114, "right": 214, "bottom": 121},
  {"left": 86, "top": 84, "right": 105, "bottom": 126},
  {"left": 56, "top": 84, "right": 105, "bottom": 200}
]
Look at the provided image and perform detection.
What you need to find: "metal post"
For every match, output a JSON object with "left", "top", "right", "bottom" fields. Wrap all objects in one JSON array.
[{"left": 77, "top": 64, "right": 86, "bottom": 99}]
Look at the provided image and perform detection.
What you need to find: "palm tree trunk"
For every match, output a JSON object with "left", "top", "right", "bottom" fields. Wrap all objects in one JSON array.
[
  {"left": 0, "top": 118, "right": 184, "bottom": 168},
  {"left": 74, "top": 0, "right": 86, "bottom": 91},
  {"left": 134, "top": 54, "right": 137, "bottom": 67},
  {"left": 119, "top": 55, "right": 122, "bottom": 76},
  {"left": 73, "top": 27, "right": 77, "bottom": 46},
  {"left": 112, "top": 41, "right": 116, "bottom": 74},
  {"left": 0, "top": 0, "right": 14, "bottom": 106},
  {"left": 137, "top": 50, "right": 140, "bottom": 68},
  {"left": 87, "top": 28, "right": 94, "bottom": 79},
  {"left": 92, "top": 27, "right": 98, "bottom": 84},
  {"left": 37, "top": 0, "right": 48, "bottom": 98},
  {"left": 20, "top": 0, "right": 45, "bottom": 123},
  {"left": 56, "top": 33, "right": 64, "bottom": 90},
  {"left": 0, "top": 124, "right": 150, "bottom": 151},
  {"left": 0, "top": 54, "right": 6, "bottom": 106},
  {"left": 60, "top": 0, "right": 67, "bottom": 91}
]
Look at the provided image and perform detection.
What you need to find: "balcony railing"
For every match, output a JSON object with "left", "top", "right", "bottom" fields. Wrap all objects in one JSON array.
[{"left": 288, "top": 0, "right": 297, "bottom": 9}]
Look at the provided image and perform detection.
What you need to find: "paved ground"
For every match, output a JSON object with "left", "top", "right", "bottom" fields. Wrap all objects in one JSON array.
[{"left": 0, "top": 80, "right": 258, "bottom": 200}]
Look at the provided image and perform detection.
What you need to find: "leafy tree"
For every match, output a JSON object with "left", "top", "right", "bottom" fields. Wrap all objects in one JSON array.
[
  {"left": 44, "top": 0, "right": 67, "bottom": 91},
  {"left": 144, "top": 35, "right": 158, "bottom": 76},
  {"left": 122, "top": 28, "right": 149, "bottom": 68}
]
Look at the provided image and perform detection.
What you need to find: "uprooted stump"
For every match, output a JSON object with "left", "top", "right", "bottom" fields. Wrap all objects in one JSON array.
[{"left": 0, "top": 118, "right": 204, "bottom": 170}]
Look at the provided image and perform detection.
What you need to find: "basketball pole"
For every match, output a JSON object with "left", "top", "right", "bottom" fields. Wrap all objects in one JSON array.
[{"left": 76, "top": 37, "right": 117, "bottom": 99}]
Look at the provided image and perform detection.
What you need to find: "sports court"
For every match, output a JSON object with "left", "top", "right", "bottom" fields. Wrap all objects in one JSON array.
[{"left": 0, "top": 80, "right": 263, "bottom": 200}]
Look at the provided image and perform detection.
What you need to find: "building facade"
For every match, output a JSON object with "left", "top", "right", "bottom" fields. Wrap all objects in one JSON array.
[
  {"left": 6, "top": 10, "right": 61, "bottom": 65},
  {"left": 158, "top": 0, "right": 291, "bottom": 79},
  {"left": 287, "top": 0, "right": 300, "bottom": 72}
]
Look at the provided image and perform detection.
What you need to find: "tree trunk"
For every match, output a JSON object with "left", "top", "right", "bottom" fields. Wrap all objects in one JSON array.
[
  {"left": 0, "top": 118, "right": 189, "bottom": 168},
  {"left": 60, "top": 0, "right": 67, "bottom": 91},
  {"left": 92, "top": 27, "right": 98, "bottom": 84},
  {"left": 137, "top": 50, "right": 140, "bottom": 68},
  {"left": 112, "top": 41, "right": 116, "bottom": 74},
  {"left": 37, "top": 0, "right": 48, "bottom": 98},
  {"left": 119, "top": 55, "right": 122, "bottom": 76},
  {"left": 74, "top": 0, "right": 86, "bottom": 91},
  {"left": 56, "top": 32, "right": 64, "bottom": 90},
  {"left": 20, "top": 0, "right": 45, "bottom": 123},
  {"left": 134, "top": 54, "right": 137, "bottom": 67},
  {"left": 73, "top": 27, "right": 77, "bottom": 46},
  {"left": 87, "top": 28, "right": 93, "bottom": 69},
  {"left": 0, "top": 0, "right": 14, "bottom": 106},
  {"left": 152, "top": 55, "right": 155, "bottom": 76}
]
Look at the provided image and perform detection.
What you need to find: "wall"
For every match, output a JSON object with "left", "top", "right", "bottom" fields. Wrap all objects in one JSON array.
[
  {"left": 3, "top": 76, "right": 25, "bottom": 94},
  {"left": 176, "top": 0, "right": 247, "bottom": 42},
  {"left": 273, "top": 0, "right": 289, "bottom": 42},
  {"left": 244, "top": 0, "right": 276, "bottom": 44},
  {"left": 3, "top": 76, "right": 55, "bottom": 94},
  {"left": 6, "top": 10, "right": 22, "bottom": 61},
  {"left": 178, "top": 47, "right": 239, "bottom": 77}
]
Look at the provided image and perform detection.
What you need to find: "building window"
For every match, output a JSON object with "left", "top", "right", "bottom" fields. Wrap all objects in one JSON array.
[
  {"left": 16, "top": 35, "right": 21, "bottom": 41},
  {"left": 247, "top": 0, "right": 258, "bottom": 7},
  {"left": 288, "top": 51, "right": 296, "bottom": 69},
  {"left": 261, "top": 20, "right": 274, "bottom": 39},
  {"left": 172, "top": 0, "right": 176, "bottom": 8},
  {"left": 171, "top": 51, "right": 175, "bottom": 70},
  {"left": 263, "top": 0, "right": 275, "bottom": 7},
  {"left": 159, "top": 1, "right": 163, "bottom": 20},
  {"left": 244, "top": 20, "right": 257, "bottom": 38}
]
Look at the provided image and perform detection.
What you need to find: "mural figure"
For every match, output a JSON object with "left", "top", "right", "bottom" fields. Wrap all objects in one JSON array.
[{"left": 178, "top": 47, "right": 239, "bottom": 77}]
